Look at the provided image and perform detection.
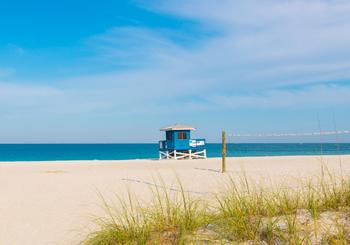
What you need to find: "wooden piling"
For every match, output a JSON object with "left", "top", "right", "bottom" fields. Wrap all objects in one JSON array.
[{"left": 222, "top": 130, "right": 226, "bottom": 173}]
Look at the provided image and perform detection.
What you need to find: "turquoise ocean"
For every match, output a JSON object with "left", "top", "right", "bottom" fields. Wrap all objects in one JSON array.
[{"left": 0, "top": 143, "right": 350, "bottom": 162}]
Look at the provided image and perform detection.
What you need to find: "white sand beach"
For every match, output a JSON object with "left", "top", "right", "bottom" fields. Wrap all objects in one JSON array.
[{"left": 1, "top": 155, "right": 350, "bottom": 245}]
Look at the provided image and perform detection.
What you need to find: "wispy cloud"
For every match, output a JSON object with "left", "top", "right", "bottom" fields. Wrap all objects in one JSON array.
[
  {"left": 76, "top": 0, "right": 350, "bottom": 113},
  {"left": 85, "top": 27, "right": 186, "bottom": 67},
  {"left": 4, "top": 0, "right": 350, "bottom": 108},
  {"left": 1, "top": 0, "right": 350, "bottom": 141},
  {"left": 142, "top": 0, "right": 350, "bottom": 88},
  {"left": 207, "top": 85, "right": 350, "bottom": 109}
]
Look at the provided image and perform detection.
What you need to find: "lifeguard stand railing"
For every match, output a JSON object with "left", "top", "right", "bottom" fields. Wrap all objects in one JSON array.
[{"left": 159, "top": 138, "right": 206, "bottom": 160}]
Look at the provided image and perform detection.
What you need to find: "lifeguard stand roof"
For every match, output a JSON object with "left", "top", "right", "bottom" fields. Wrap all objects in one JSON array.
[{"left": 160, "top": 124, "right": 196, "bottom": 132}]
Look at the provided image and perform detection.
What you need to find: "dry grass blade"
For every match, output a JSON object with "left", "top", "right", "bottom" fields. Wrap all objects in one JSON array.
[{"left": 82, "top": 172, "right": 350, "bottom": 244}]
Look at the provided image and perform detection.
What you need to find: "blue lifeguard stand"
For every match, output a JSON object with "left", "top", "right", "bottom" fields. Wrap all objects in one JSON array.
[{"left": 159, "top": 124, "right": 206, "bottom": 160}]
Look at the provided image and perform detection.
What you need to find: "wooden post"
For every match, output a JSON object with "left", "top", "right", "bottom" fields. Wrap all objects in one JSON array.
[{"left": 222, "top": 130, "right": 226, "bottom": 173}]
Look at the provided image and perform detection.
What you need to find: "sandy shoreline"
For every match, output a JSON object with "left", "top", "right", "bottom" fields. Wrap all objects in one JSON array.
[{"left": 1, "top": 155, "right": 350, "bottom": 244}]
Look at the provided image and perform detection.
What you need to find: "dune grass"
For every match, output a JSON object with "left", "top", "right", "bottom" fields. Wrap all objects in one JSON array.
[
  {"left": 83, "top": 177, "right": 209, "bottom": 244},
  {"left": 82, "top": 170, "right": 350, "bottom": 244}
]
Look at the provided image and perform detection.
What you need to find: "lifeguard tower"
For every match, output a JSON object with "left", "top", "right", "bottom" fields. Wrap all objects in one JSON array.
[{"left": 159, "top": 124, "right": 206, "bottom": 160}]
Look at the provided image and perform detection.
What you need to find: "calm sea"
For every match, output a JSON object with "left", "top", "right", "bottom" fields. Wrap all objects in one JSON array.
[{"left": 0, "top": 143, "right": 349, "bottom": 162}]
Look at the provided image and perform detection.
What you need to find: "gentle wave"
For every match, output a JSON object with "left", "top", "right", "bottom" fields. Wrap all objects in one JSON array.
[{"left": 0, "top": 143, "right": 349, "bottom": 162}]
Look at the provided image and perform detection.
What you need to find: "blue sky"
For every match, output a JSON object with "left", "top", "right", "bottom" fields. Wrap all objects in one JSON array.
[{"left": 0, "top": 0, "right": 350, "bottom": 143}]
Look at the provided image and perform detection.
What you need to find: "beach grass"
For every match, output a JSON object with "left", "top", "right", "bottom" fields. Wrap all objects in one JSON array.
[{"left": 82, "top": 170, "right": 350, "bottom": 244}]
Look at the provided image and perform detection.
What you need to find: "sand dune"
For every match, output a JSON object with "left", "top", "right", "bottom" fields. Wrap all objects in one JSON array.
[{"left": 0, "top": 155, "right": 349, "bottom": 245}]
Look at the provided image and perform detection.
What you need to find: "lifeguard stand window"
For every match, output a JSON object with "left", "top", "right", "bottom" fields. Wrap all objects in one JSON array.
[
  {"left": 166, "top": 131, "right": 172, "bottom": 140},
  {"left": 178, "top": 132, "right": 187, "bottom": 140}
]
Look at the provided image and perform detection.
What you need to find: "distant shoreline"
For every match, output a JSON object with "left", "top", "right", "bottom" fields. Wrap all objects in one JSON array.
[
  {"left": 1, "top": 154, "right": 350, "bottom": 164},
  {"left": 0, "top": 142, "right": 349, "bottom": 144}
]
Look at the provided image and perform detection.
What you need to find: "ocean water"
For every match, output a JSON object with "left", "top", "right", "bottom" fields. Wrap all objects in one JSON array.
[{"left": 0, "top": 143, "right": 349, "bottom": 162}]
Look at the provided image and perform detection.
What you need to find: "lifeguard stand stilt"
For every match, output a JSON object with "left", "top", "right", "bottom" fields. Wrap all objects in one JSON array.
[{"left": 159, "top": 124, "right": 206, "bottom": 160}]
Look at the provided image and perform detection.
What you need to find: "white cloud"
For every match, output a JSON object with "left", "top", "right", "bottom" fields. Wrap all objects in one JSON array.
[
  {"left": 73, "top": 0, "right": 350, "bottom": 114},
  {"left": 1, "top": 0, "right": 350, "bottom": 142},
  {"left": 207, "top": 85, "right": 350, "bottom": 109},
  {"left": 139, "top": 0, "right": 350, "bottom": 89},
  {"left": 86, "top": 27, "right": 185, "bottom": 66},
  {"left": 0, "top": 82, "right": 110, "bottom": 116}
]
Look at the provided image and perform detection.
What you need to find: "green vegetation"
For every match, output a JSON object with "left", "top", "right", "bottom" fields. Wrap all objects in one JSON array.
[{"left": 82, "top": 171, "right": 350, "bottom": 244}]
